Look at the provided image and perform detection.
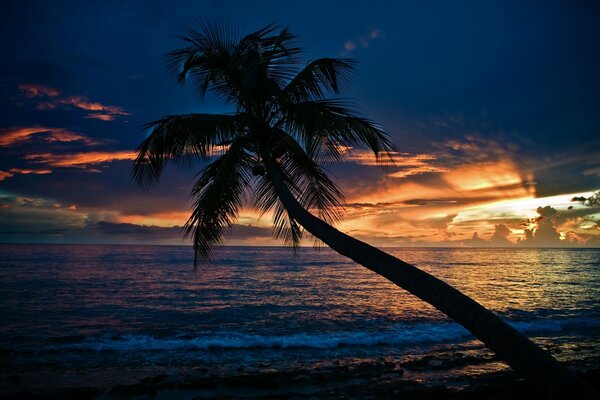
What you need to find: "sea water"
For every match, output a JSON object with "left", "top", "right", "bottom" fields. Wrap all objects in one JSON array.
[{"left": 0, "top": 244, "right": 599, "bottom": 392}]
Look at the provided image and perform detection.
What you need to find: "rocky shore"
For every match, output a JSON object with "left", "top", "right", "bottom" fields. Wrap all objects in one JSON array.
[{"left": 3, "top": 355, "right": 598, "bottom": 400}]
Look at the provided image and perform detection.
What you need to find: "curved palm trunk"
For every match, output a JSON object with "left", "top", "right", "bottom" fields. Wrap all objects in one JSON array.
[{"left": 265, "top": 162, "right": 596, "bottom": 399}]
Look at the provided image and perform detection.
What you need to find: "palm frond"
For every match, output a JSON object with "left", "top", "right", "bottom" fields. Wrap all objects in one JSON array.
[
  {"left": 166, "top": 21, "right": 237, "bottom": 85},
  {"left": 252, "top": 129, "right": 344, "bottom": 248},
  {"left": 274, "top": 129, "right": 345, "bottom": 223},
  {"left": 280, "top": 99, "right": 397, "bottom": 165},
  {"left": 184, "top": 138, "right": 253, "bottom": 266},
  {"left": 166, "top": 22, "right": 302, "bottom": 108},
  {"left": 281, "top": 58, "right": 355, "bottom": 102},
  {"left": 166, "top": 21, "right": 245, "bottom": 103},
  {"left": 253, "top": 172, "right": 304, "bottom": 247},
  {"left": 132, "top": 113, "right": 245, "bottom": 188}
]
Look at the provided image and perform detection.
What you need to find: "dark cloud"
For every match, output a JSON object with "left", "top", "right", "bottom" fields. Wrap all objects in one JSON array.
[
  {"left": 463, "top": 224, "right": 512, "bottom": 247},
  {"left": 517, "top": 206, "right": 599, "bottom": 247},
  {"left": 0, "top": 216, "right": 273, "bottom": 245}
]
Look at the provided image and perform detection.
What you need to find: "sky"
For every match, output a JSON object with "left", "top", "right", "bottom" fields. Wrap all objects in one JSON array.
[{"left": 0, "top": 0, "right": 599, "bottom": 248}]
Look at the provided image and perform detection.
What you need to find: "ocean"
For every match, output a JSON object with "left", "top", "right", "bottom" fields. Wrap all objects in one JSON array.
[{"left": 1, "top": 244, "right": 599, "bottom": 397}]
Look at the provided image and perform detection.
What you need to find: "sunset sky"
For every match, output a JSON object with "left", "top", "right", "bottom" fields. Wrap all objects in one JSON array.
[{"left": 1, "top": 1, "right": 599, "bottom": 247}]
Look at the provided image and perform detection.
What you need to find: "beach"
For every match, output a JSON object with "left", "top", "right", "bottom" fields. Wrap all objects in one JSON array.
[{"left": 3, "top": 358, "right": 599, "bottom": 399}]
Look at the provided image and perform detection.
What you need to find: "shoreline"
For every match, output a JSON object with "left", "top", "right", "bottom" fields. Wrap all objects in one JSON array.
[{"left": 3, "top": 359, "right": 598, "bottom": 400}]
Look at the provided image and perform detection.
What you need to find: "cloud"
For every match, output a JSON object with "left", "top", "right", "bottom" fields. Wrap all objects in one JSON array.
[
  {"left": 438, "top": 134, "right": 522, "bottom": 170},
  {"left": 85, "top": 113, "right": 116, "bottom": 121},
  {"left": 25, "top": 150, "right": 136, "bottom": 168},
  {"left": 57, "top": 95, "right": 129, "bottom": 117},
  {"left": 342, "top": 27, "right": 384, "bottom": 53},
  {"left": 0, "top": 171, "right": 13, "bottom": 181},
  {"left": 0, "top": 192, "right": 275, "bottom": 245},
  {"left": 464, "top": 224, "right": 513, "bottom": 247},
  {"left": 19, "top": 82, "right": 130, "bottom": 122},
  {"left": 18, "top": 83, "right": 61, "bottom": 98},
  {"left": 0, "top": 194, "right": 89, "bottom": 239},
  {"left": 583, "top": 167, "right": 600, "bottom": 177},
  {"left": 571, "top": 192, "right": 600, "bottom": 208},
  {"left": 92, "top": 220, "right": 180, "bottom": 239},
  {"left": 0, "top": 126, "right": 98, "bottom": 147},
  {"left": 536, "top": 205, "right": 558, "bottom": 218},
  {"left": 388, "top": 165, "right": 450, "bottom": 179},
  {"left": 443, "top": 160, "right": 524, "bottom": 191},
  {"left": 0, "top": 168, "right": 52, "bottom": 181},
  {"left": 515, "top": 204, "right": 600, "bottom": 247},
  {"left": 339, "top": 148, "right": 449, "bottom": 178},
  {"left": 490, "top": 224, "right": 512, "bottom": 244}
]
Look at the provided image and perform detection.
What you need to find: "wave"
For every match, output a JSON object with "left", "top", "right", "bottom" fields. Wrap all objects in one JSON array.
[
  {"left": 47, "top": 316, "right": 600, "bottom": 352},
  {"left": 510, "top": 316, "right": 600, "bottom": 333},
  {"left": 52, "top": 323, "right": 469, "bottom": 352}
]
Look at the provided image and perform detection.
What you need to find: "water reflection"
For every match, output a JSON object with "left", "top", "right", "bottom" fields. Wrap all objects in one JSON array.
[{"left": 1, "top": 244, "right": 598, "bottom": 392}]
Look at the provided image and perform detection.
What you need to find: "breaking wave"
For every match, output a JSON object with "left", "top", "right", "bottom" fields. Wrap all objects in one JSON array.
[{"left": 48, "top": 316, "right": 599, "bottom": 352}]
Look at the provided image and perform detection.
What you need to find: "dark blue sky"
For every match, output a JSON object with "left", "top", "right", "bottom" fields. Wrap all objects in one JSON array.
[{"left": 1, "top": 0, "right": 599, "bottom": 245}]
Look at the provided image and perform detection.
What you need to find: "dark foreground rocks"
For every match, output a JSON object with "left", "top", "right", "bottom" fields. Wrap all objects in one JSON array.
[{"left": 1, "top": 357, "right": 598, "bottom": 400}]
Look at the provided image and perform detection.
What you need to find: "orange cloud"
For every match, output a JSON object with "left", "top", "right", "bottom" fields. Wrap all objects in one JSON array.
[
  {"left": 58, "top": 96, "right": 129, "bottom": 116},
  {"left": 332, "top": 154, "right": 537, "bottom": 245},
  {"left": 10, "top": 168, "right": 52, "bottom": 175},
  {"left": 117, "top": 211, "right": 191, "bottom": 227},
  {"left": 0, "top": 171, "right": 13, "bottom": 181},
  {"left": 86, "top": 113, "right": 116, "bottom": 121},
  {"left": 340, "top": 148, "right": 449, "bottom": 178},
  {"left": 19, "top": 83, "right": 61, "bottom": 98},
  {"left": 0, "top": 168, "right": 52, "bottom": 181},
  {"left": 25, "top": 150, "right": 136, "bottom": 168},
  {"left": 19, "top": 83, "right": 130, "bottom": 121},
  {"left": 0, "top": 127, "right": 97, "bottom": 147},
  {"left": 443, "top": 160, "right": 525, "bottom": 191}
]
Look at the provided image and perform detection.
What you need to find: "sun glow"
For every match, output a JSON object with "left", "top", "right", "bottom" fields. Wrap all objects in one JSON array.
[{"left": 443, "top": 161, "right": 524, "bottom": 191}]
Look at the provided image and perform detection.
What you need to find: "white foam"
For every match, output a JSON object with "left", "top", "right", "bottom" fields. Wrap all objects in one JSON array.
[
  {"left": 49, "top": 316, "right": 600, "bottom": 352},
  {"left": 54, "top": 322, "right": 470, "bottom": 352}
]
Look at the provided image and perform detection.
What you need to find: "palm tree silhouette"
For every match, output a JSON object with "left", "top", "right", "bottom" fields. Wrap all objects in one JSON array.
[{"left": 133, "top": 23, "right": 594, "bottom": 399}]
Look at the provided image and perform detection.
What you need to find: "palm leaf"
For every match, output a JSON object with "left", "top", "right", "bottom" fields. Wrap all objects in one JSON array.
[
  {"left": 132, "top": 113, "right": 245, "bottom": 188},
  {"left": 280, "top": 99, "right": 397, "bottom": 165},
  {"left": 281, "top": 58, "right": 355, "bottom": 102},
  {"left": 275, "top": 129, "right": 344, "bottom": 223},
  {"left": 253, "top": 172, "right": 304, "bottom": 247},
  {"left": 252, "top": 129, "right": 344, "bottom": 248},
  {"left": 167, "top": 22, "right": 301, "bottom": 107},
  {"left": 184, "top": 138, "right": 253, "bottom": 265}
]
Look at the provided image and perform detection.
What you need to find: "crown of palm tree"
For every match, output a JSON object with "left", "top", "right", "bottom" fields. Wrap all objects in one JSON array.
[{"left": 133, "top": 22, "right": 396, "bottom": 264}]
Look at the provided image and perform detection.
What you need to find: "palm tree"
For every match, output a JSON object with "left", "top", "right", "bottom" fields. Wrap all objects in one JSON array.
[{"left": 133, "top": 23, "right": 595, "bottom": 399}]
